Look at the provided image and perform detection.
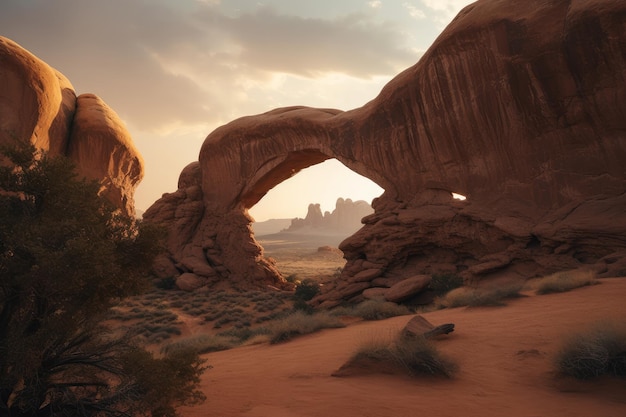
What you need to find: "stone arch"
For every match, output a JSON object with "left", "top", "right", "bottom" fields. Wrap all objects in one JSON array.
[
  {"left": 198, "top": 106, "right": 397, "bottom": 215},
  {"left": 145, "top": 0, "right": 626, "bottom": 305}
]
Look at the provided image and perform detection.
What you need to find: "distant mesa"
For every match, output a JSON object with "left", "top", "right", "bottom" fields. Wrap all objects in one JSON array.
[{"left": 282, "top": 198, "right": 373, "bottom": 235}]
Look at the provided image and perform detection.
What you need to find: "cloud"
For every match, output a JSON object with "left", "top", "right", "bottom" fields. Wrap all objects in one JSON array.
[
  {"left": 421, "top": 0, "right": 474, "bottom": 20},
  {"left": 209, "top": 6, "right": 415, "bottom": 78},
  {"left": 368, "top": 1, "right": 382, "bottom": 8},
  {"left": 403, "top": 2, "right": 426, "bottom": 19},
  {"left": 0, "top": 0, "right": 419, "bottom": 132}
]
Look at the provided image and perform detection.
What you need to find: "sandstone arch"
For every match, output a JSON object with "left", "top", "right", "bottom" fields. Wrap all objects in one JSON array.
[
  {"left": 199, "top": 107, "right": 395, "bottom": 215},
  {"left": 145, "top": 0, "right": 626, "bottom": 305}
]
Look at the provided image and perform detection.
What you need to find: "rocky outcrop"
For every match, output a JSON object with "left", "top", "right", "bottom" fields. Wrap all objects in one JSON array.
[
  {"left": 0, "top": 37, "right": 143, "bottom": 216},
  {"left": 145, "top": 0, "right": 626, "bottom": 300},
  {"left": 285, "top": 198, "right": 373, "bottom": 233}
]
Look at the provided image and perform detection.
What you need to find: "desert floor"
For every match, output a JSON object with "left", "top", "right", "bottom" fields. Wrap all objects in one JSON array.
[
  {"left": 258, "top": 232, "right": 347, "bottom": 281},
  {"left": 182, "top": 277, "right": 626, "bottom": 417}
]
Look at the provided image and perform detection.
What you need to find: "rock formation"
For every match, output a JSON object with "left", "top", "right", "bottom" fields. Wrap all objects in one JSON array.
[
  {"left": 144, "top": 0, "right": 626, "bottom": 303},
  {"left": 0, "top": 37, "right": 143, "bottom": 216},
  {"left": 285, "top": 198, "right": 373, "bottom": 234}
]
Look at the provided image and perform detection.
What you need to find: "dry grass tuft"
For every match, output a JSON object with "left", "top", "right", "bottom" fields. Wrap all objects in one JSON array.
[
  {"left": 555, "top": 321, "right": 626, "bottom": 379},
  {"left": 439, "top": 282, "right": 524, "bottom": 308},
  {"left": 268, "top": 311, "right": 345, "bottom": 344},
  {"left": 528, "top": 269, "right": 599, "bottom": 295},
  {"left": 338, "top": 332, "right": 457, "bottom": 378}
]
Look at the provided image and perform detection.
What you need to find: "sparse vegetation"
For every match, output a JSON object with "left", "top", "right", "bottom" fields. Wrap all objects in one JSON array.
[
  {"left": 555, "top": 321, "right": 626, "bottom": 379},
  {"left": 162, "top": 334, "right": 238, "bottom": 355},
  {"left": 268, "top": 311, "right": 345, "bottom": 344},
  {"left": 331, "top": 299, "right": 413, "bottom": 320},
  {"left": 529, "top": 269, "right": 599, "bottom": 295},
  {"left": 439, "top": 282, "right": 524, "bottom": 308},
  {"left": 345, "top": 332, "right": 457, "bottom": 378}
]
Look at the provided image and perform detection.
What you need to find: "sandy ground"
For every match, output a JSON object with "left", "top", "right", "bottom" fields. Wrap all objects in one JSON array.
[
  {"left": 182, "top": 278, "right": 626, "bottom": 417},
  {"left": 258, "top": 232, "right": 347, "bottom": 280}
]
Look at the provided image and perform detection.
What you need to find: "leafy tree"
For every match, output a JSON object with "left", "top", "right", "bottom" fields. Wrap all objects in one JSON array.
[{"left": 0, "top": 141, "right": 206, "bottom": 417}]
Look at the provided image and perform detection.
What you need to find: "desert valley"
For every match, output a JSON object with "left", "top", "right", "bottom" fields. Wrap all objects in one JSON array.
[{"left": 2, "top": 0, "right": 626, "bottom": 416}]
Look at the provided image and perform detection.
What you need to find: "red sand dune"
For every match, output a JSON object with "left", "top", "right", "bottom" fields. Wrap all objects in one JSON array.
[{"left": 183, "top": 279, "right": 626, "bottom": 417}]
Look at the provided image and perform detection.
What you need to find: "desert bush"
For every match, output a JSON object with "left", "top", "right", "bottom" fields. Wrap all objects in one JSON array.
[
  {"left": 268, "top": 311, "right": 345, "bottom": 344},
  {"left": 429, "top": 273, "right": 464, "bottom": 294},
  {"left": 0, "top": 141, "right": 204, "bottom": 417},
  {"left": 331, "top": 299, "right": 412, "bottom": 320},
  {"left": 531, "top": 269, "right": 598, "bottom": 295},
  {"left": 293, "top": 279, "right": 321, "bottom": 311},
  {"left": 440, "top": 282, "right": 524, "bottom": 308},
  {"left": 348, "top": 333, "right": 457, "bottom": 378},
  {"left": 555, "top": 321, "right": 626, "bottom": 379}
]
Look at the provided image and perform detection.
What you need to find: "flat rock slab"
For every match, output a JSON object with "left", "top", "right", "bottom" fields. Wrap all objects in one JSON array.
[
  {"left": 384, "top": 275, "right": 432, "bottom": 303},
  {"left": 402, "top": 315, "right": 455, "bottom": 339}
]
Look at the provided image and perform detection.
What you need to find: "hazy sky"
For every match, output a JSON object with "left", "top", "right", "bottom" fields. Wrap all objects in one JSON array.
[{"left": 0, "top": 0, "right": 473, "bottom": 221}]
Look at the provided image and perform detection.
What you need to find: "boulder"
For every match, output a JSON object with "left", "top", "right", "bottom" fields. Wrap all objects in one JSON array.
[
  {"left": 384, "top": 275, "right": 432, "bottom": 303},
  {"left": 362, "top": 287, "right": 388, "bottom": 300},
  {"left": 0, "top": 36, "right": 143, "bottom": 216},
  {"left": 176, "top": 273, "right": 205, "bottom": 292}
]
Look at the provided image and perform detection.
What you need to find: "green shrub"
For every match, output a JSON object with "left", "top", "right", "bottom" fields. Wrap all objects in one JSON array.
[
  {"left": 268, "top": 311, "right": 345, "bottom": 344},
  {"left": 294, "top": 279, "right": 321, "bottom": 301},
  {"left": 347, "top": 333, "right": 457, "bottom": 378},
  {"left": 293, "top": 279, "right": 321, "bottom": 311},
  {"left": 555, "top": 321, "right": 626, "bottom": 379},
  {"left": 531, "top": 269, "right": 598, "bottom": 295},
  {"left": 440, "top": 282, "right": 523, "bottom": 308},
  {"left": 429, "top": 273, "right": 464, "bottom": 294}
]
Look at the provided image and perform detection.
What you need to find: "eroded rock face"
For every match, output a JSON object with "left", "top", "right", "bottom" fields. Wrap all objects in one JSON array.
[
  {"left": 0, "top": 37, "right": 143, "bottom": 216},
  {"left": 145, "top": 0, "right": 626, "bottom": 300}
]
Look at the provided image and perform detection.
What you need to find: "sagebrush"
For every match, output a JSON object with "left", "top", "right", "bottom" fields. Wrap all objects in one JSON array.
[{"left": 555, "top": 321, "right": 626, "bottom": 379}]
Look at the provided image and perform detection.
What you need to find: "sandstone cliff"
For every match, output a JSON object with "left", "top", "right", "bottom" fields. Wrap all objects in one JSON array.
[
  {"left": 145, "top": 0, "right": 626, "bottom": 303},
  {"left": 0, "top": 37, "right": 144, "bottom": 216}
]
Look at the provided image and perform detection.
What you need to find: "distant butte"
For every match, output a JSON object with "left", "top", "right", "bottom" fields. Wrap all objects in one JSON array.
[{"left": 284, "top": 198, "right": 374, "bottom": 234}]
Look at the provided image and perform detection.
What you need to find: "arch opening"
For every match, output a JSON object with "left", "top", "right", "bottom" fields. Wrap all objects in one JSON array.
[{"left": 249, "top": 158, "right": 384, "bottom": 283}]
